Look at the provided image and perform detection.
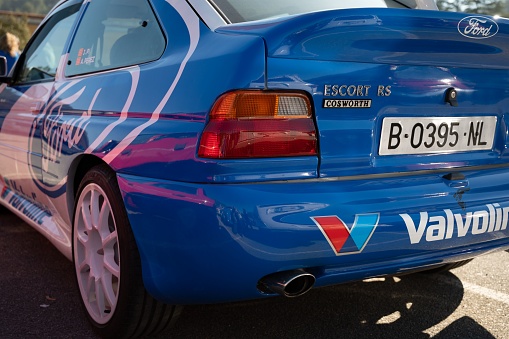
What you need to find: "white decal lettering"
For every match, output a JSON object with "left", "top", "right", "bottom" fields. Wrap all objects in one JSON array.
[
  {"left": 458, "top": 16, "right": 499, "bottom": 39},
  {"left": 401, "top": 212, "right": 428, "bottom": 244},
  {"left": 40, "top": 89, "right": 100, "bottom": 172},
  {"left": 426, "top": 215, "right": 446, "bottom": 242},
  {"left": 403, "top": 203, "right": 509, "bottom": 244},
  {"left": 455, "top": 212, "right": 473, "bottom": 237},
  {"left": 445, "top": 209, "right": 455, "bottom": 239},
  {"left": 502, "top": 207, "right": 509, "bottom": 231},
  {"left": 472, "top": 210, "right": 489, "bottom": 235}
]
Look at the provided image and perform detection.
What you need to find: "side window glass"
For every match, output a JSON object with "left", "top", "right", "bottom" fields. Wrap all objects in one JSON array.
[
  {"left": 66, "top": 0, "right": 165, "bottom": 77},
  {"left": 17, "top": 4, "right": 80, "bottom": 84}
]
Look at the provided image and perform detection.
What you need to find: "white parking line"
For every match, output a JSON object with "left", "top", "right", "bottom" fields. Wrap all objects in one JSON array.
[
  {"left": 424, "top": 270, "right": 509, "bottom": 337},
  {"left": 437, "top": 273, "right": 509, "bottom": 305},
  {"left": 462, "top": 281, "right": 509, "bottom": 305}
]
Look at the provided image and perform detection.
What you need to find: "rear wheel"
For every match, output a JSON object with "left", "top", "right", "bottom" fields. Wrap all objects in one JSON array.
[{"left": 72, "top": 164, "right": 181, "bottom": 338}]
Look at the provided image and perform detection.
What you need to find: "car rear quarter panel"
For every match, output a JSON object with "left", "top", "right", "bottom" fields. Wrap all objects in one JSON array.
[
  {"left": 0, "top": 0, "right": 268, "bottom": 259},
  {"left": 118, "top": 165, "right": 509, "bottom": 304},
  {"left": 54, "top": 4, "right": 268, "bottom": 183}
]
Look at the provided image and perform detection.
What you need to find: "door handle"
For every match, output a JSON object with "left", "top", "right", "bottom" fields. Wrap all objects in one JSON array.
[{"left": 442, "top": 172, "right": 469, "bottom": 189}]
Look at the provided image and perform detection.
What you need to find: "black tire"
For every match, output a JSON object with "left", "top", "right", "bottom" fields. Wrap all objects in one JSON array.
[
  {"left": 423, "top": 259, "right": 473, "bottom": 273},
  {"left": 72, "top": 164, "right": 181, "bottom": 338}
]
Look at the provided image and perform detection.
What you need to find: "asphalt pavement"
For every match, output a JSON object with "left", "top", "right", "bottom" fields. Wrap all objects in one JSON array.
[{"left": 0, "top": 206, "right": 508, "bottom": 338}]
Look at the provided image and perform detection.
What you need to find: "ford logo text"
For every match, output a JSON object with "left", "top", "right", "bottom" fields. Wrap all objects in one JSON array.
[{"left": 458, "top": 16, "right": 499, "bottom": 39}]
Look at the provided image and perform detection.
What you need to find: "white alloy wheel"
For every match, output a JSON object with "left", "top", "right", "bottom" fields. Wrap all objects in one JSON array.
[
  {"left": 74, "top": 182, "right": 120, "bottom": 325},
  {"left": 73, "top": 165, "right": 181, "bottom": 338}
]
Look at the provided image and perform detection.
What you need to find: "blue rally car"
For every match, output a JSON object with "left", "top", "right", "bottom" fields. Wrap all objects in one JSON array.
[{"left": 0, "top": 0, "right": 508, "bottom": 336}]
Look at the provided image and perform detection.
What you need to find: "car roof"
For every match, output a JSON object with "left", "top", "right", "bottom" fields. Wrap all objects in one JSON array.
[{"left": 189, "top": 0, "right": 438, "bottom": 30}]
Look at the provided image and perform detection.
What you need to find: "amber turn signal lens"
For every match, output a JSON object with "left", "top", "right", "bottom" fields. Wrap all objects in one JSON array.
[
  {"left": 199, "top": 91, "right": 317, "bottom": 159},
  {"left": 210, "top": 91, "right": 312, "bottom": 119}
]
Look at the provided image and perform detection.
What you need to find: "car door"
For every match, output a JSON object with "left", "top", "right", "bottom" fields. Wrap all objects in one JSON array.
[{"left": 0, "top": 1, "right": 82, "bottom": 206}]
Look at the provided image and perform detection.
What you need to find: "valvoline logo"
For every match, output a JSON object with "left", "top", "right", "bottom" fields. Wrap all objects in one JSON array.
[{"left": 311, "top": 214, "right": 379, "bottom": 256}]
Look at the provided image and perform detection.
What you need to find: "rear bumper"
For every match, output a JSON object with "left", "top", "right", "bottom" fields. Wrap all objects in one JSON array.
[{"left": 117, "top": 167, "right": 509, "bottom": 305}]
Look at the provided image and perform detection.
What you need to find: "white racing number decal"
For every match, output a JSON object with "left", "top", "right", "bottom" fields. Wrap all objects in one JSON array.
[{"left": 75, "top": 47, "right": 96, "bottom": 66}]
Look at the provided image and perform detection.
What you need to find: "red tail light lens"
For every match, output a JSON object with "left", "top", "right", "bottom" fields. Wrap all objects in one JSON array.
[{"left": 198, "top": 91, "right": 317, "bottom": 159}]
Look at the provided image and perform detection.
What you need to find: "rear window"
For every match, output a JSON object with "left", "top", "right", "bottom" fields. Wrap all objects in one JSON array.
[
  {"left": 211, "top": 0, "right": 431, "bottom": 23},
  {"left": 65, "top": 0, "right": 165, "bottom": 77}
]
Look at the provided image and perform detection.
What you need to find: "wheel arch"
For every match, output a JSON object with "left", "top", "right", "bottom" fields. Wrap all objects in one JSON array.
[
  {"left": 66, "top": 154, "right": 110, "bottom": 220},
  {"left": 70, "top": 159, "right": 182, "bottom": 336}
]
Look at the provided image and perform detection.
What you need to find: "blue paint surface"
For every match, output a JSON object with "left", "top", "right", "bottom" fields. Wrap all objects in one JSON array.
[{"left": 0, "top": 1, "right": 508, "bottom": 304}]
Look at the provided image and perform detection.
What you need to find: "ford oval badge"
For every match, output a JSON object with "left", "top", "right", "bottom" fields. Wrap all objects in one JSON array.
[{"left": 458, "top": 16, "right": 499, "bottom": 39}]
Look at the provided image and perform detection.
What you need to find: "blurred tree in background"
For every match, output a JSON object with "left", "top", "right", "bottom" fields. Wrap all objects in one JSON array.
[
  {"left": 0, "top": 0, "right": 59, "bottom": 15},
  {"left": 0, "top": 15, "right": 30, "bottom": 49},
  {"left": 1, "top": 0, "right": 507, "bottom": 16},
  {"left": 0, "top": 0, "right": 505, "bottom": 50},
  {"left": 437, "top": 0, "right": 507, "bottom": 15},
  {"left": 0, "top": 0, "right": 58, "bottom": 49}
]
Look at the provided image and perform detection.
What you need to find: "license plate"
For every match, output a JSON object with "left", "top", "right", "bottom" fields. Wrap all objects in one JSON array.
[{"left": 379, "top": 116, "right": 497, "bottom": 156}]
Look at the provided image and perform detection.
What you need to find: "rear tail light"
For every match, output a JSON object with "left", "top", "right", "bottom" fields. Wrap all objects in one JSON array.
[{"left": 198, "top": 91, "right": 317, "bottom": 159}]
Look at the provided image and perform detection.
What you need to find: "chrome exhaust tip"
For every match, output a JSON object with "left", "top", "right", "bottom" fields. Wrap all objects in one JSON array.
[{"left": 257, "top": 269, "right": 316, "bottom": 298}]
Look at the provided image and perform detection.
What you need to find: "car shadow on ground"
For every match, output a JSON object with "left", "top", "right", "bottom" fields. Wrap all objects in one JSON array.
[
  {"left": 0, "top": 206, "right": 497, "bottom": 338},
  {"left": 171, "top": 272, "right": 494, "bottom": 339}
]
